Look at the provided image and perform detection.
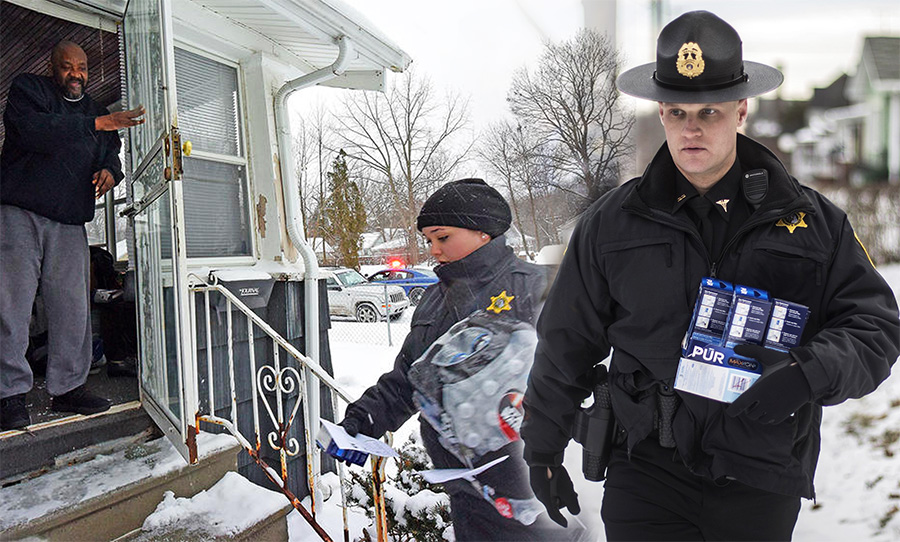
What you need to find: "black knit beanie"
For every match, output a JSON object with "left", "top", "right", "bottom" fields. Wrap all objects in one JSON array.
[{"left": 416, "top": 178, "right": 512, "bottom": 237}]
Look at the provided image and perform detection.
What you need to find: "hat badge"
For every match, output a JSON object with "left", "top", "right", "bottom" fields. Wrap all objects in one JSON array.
[{"left": 676, "top": 42, "right": 705, "bottom": 78}]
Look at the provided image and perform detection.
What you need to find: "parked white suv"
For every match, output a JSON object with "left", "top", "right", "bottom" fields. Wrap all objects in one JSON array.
[{"left": 322, "top": 267, "right": 410, "bottom": 323}]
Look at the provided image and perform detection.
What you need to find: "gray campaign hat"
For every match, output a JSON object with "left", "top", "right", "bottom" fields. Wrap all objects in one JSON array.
[{"left": 616, "top": 10, "right": 783, "bottom": 103}]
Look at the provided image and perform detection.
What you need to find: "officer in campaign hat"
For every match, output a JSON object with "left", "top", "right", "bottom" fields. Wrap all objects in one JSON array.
[{"left": 522, "top": 10, "right": 899, "bottom": 541}]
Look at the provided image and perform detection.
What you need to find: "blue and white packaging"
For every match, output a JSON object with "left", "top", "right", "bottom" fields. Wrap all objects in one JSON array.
[
  {"left": 683, "top": 277, "right": 734, "bottom": 354},
  {"left": 675, "top": 341, "right": 763, "bottom": 403},
  {"left": 765, "top": 299, "right": 810, "bottom": 351},
  {"left": 723, "top": 285, "right": 773, "bottom": 349}
]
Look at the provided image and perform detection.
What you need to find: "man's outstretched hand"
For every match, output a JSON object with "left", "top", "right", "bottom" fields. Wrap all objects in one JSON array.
[
  {"left": 726, "top": 344, "right": 812, "bottom": 424},
  {"left": 529, "top": 465, "right": 581, "bottom": 527},
  {"left": 95, "top": 106, "right": 145, "bottom": 131}
]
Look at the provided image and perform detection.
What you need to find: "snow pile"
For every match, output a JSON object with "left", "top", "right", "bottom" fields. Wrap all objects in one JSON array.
[
  {"left": 794, "top": 372, "right": 900, "bottom": 541},
  {"left": 141, "top": 471, "right": 287, "bottom": 537},
  {"left": 385, "top": 483, "right": 450, "bottom": 527},
  {"left": 792, "top": 264, "right": 900, "bottom": 541}
]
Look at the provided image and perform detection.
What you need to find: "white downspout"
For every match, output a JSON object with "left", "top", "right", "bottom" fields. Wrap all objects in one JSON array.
[{"left": 274, "top": 35, "right": 353, "bottom": 492}]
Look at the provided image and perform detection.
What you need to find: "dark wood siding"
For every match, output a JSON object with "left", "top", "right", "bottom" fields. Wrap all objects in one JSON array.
[{"left": 1, "top": 2, "right": 121, "bottom": 146}]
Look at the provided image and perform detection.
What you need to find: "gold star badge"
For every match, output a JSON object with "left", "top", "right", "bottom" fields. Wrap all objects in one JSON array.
[
  {"left": 716, "top": 199, "right": 730, "bottom": 213},
  {"left": 776, "top": 212, "right": 808, "bottom": 234},
  {"left": 487, "top": 291, "right": 515, "bottom": 314}
]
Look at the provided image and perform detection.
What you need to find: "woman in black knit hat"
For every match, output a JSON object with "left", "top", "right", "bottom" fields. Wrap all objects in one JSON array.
[{"left": 339, "top": 179, "right": 583, "bottom": 541}]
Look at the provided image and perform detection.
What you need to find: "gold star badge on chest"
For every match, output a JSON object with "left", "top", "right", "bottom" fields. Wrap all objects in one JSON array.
[
  {"left": 487, "top": 291, "right": 515, "bottom": 314},
  {"left": 776, "top": 212, "right": 808, "bottom": 234}
]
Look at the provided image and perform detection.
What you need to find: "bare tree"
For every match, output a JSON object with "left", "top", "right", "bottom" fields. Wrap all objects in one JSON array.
[
  {"left": 293, "top": 115, "right": 314, "bottom": 238},
  {"left": 333, "top": 69, "right": 472, "bottom": 265},
  {"left": 293, "top": 101, "right": 334, "bottom": 261},
  {"left": 508, "top": 29, "right": 633, "bottom": 209},
  {"left": 478, "top": 121, "right": 533, "bottom": 257},
  {"left": 479, "top": 120, "right": 566, "bottom": 257}
]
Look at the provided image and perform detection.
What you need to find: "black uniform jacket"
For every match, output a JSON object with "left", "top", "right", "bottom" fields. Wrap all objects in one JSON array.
[
  {"left": 1, "top": 73, "right": 123, "bottom": 225},
  {"left": 346, "top": 235, "right": 548, "bottom": 499},
  {"left": 522, "top": 134, "right": 900, "bottom": 498}
]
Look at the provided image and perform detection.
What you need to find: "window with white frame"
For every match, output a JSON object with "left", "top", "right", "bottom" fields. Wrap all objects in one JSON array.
[{"left": 174, "top": 47, "right": 252, "bottom": 258}]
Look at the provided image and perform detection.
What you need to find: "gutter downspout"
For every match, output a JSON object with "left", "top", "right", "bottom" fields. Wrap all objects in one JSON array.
[{"left": 274, "top": 35, "right": 353, "bottom": 497}]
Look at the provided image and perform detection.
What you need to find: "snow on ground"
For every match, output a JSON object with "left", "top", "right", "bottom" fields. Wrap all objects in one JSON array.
[{"left": 297, "top": 264, "right": 900, "bottom": 541}]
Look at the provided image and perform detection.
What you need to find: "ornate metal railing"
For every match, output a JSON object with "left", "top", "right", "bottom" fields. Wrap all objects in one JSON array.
[{"left": 187, "top": 275, "right": 387, "bottom": 542}]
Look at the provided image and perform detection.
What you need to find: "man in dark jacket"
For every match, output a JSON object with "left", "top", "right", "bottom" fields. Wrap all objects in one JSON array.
[
  {"left": 522, "top": 11, "right": 900, "bottom": 541},
  {"left": 0, "top": 40, "right": 144, "bottom": 430}
]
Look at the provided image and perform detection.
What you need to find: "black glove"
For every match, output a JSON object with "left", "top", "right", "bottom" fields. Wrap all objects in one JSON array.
[
  {"left": 726, "top": 344, "right": 812, "bottom": 425},
  {"left": 339, "top": 409, "right": 378, "bottom": 438},
  {"left": 529, "top": 465, "right": 581, "bottom": 527}
]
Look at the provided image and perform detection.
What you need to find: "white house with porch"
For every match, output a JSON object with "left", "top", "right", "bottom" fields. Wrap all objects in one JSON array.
[{"left": 0, "top": 0, "right": 410, "bottom": 539}]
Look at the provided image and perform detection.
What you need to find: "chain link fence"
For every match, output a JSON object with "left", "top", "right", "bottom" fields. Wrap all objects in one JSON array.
[{"left": 326, "top": 284, "right": 414, "bottom": 347}]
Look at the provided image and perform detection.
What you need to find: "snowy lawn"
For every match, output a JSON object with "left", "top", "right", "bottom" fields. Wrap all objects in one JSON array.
[{"left": 292, "top": 264, "right": 900, "bottom": 541}]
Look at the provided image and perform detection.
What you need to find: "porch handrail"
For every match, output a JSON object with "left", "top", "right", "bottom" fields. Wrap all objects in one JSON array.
[
  {"left": 187, "top": 274, "right": 385, "bottom": 542},
  {"left": 191, "top": 280, "right": 351, "bottom": 401}
]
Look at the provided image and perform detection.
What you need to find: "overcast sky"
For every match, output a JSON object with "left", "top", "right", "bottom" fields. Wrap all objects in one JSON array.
[{"left": 328, "top": 0, "right": 900, "bottom": 124}]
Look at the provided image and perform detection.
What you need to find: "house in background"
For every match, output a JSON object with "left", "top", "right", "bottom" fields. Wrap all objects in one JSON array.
[
  {"left": 845, "top": 36, "right": 900, "bottom": 185},
  {"left": 782, "top": 36, "right": 900, "bottom": 186},
  {"left": 779, "top": 74, "right": 855, "bottom": 185},
  {"left": 359, "top": 228, "right": 408, "bottom": 264},
  {"left": 0, "top": 0, "right": 410, "bottom": 538}
]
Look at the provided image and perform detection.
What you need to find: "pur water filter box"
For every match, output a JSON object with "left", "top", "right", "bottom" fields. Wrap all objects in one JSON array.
[
  {"left": 675, "top": 340, "right": 763, "bottom": 403},
  {"left": 765, "top": 299, "right": 810, "bottom": 351},
  {"left": 683, "top": 277, "right": 734, "bottom": 354},
  {"left": 677, "top": 279, "right": 813, "bottom": 403},
  {"left": 723, "top": 285, "right": 773, "bottom": 349}
]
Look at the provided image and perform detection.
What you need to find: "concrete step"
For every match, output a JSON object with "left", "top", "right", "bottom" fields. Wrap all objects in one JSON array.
[
  {"left": 114, "top": 471, "right": 293, "bottom": 542},
  {"left": 0, "top": 431, "right": 245, "bottom": 541}
]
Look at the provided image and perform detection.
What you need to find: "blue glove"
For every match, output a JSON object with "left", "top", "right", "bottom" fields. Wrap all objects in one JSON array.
[
  {"left": 529, "top": 465, "right": 581, "bottom": 527},
  {"left": 726, "top": 344, "right": 812, "bottom": 424}
]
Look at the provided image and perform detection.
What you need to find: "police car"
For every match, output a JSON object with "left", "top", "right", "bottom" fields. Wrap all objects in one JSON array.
[{"left": 366, "top": 261, "right": 439, "bottom": 305}]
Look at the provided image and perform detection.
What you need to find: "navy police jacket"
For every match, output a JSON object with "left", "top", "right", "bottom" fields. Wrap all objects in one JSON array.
[
  {"left": 346, "top": 235, "right": 548, "bottom": 503},
  {"left": 522, "top": 134, "right": 900, "bottom": 499}
]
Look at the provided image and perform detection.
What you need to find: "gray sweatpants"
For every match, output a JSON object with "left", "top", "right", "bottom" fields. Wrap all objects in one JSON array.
[{"left": 1, "top": 205, "right": 91, "bottom": 398}]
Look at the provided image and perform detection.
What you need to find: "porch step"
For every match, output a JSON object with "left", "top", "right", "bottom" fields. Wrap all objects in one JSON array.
[
  {"left": 0, "top": 401, "right": 157, "bottom": 485},
  {"left": 0, "top": 432, "right": 243, "bottom": 541}
]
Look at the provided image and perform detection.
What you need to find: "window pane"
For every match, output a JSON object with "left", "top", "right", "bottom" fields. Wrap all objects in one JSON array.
[
  {"left": 174, "top": 48, "right": 241, "bottom": 156},
  {"left": 124, "top": 0, "right": 167, "bottom": 169},
  {"left": 182, "top": 157, "right": 252, "bottom": 257},
  {"left": 134, "top": 187, "right": 182, "bottom": 424}
]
